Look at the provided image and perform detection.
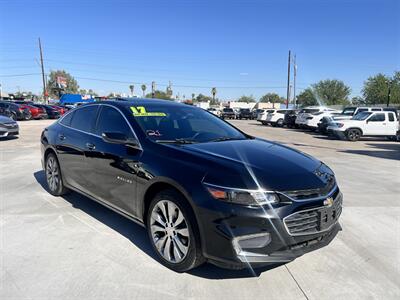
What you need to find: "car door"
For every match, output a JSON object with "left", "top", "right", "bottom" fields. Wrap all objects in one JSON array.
[
  {"left": 56, "top": 105, "right": 99, "bottom": 194},
  {"left": 85, "top": 105, "right": 142, "bottom": 217},
  {"left": 386, "top": 112, "right": 398, "bottom": 135},
  {"left": 364, "top": 113, "right": 386, "bottom": 135}
]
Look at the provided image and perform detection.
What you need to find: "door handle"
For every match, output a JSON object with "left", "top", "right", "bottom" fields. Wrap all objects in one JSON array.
[
  {"left": 86, "top": 142, "right": 96, "bottom": 150},
  {"left": 58, "top": 134, "right": 66, "bottom": 141}
]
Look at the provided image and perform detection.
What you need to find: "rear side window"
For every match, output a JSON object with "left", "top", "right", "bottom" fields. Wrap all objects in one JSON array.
[
  {"left": 357, "top": 108, "right": 368, "bottom": 113},
  {"left": 70, "top": 106, "right": 98, "bottom": 133},
  {"left": 60, "top": 111, "right": 74, "bottom": 126},
  {"left": 368, "top": 113, "right": 385, "bottom": 122},
  {"left": 388, "top": 113, "right": 395, "bottom": 122},
  {"left": 95, "top": 106, "right": 133, "bottom": 137},
  {"left": 371, "top": 108, "right": 382, "bottom": 111},
  {"left": 277, "top": 110, "right": 286, "bottom": 114}
]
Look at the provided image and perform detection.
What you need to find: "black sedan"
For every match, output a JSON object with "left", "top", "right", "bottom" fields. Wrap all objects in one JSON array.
[
  {"left": 0, "top": 101, "right": 31, "bottom": 120},
  {"left": 0, "top": 115, "right": 19, "bottom": 138},
  {"left": 41, "top": 99, "right": 342, "bottom": 272}
]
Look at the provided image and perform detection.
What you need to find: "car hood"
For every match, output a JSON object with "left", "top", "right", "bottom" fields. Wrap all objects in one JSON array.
[
  {"left": 0, "top": 115, "right": 15, "bottom": 123},
  {"left": 180, "top": 138, "right": 330, "bottom": 191}
]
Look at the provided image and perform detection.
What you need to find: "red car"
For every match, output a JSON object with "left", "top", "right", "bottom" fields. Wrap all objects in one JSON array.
[
  {"left": 14, "top": 101, "right": 47, "bottom": 119},
  {"left": 51, "top": 105, "right": 66, "bottom": 115}
]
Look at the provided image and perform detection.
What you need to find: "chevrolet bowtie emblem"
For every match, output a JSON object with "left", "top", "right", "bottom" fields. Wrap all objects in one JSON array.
[{"left": 324, "top": 197, "right": 334, "bottom": 207}]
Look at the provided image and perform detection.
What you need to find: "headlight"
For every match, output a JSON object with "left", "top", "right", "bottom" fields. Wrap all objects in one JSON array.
[{"left": 203, "top": 183, "right": 279, "bottom": 205}]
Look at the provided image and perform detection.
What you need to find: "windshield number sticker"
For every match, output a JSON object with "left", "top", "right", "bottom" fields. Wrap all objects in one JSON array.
[{"left": 130, "top": 106, "right": 166, "bottom": 117}]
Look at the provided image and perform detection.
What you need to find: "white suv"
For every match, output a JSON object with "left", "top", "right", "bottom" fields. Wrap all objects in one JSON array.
[
  {"left": 265, "top": 109, "right": 291, "bottom": 127},
  {"left": 327, "top": 111, "right": 399, "bottom": 141},
  {"left": 257, "top": 109, "right": 276, "bottom": 124},
  {"left": 296, "top": 106, "right": 338, "bottom": 127},
  {"left": 304, "top": 110, "right": 342, "bottom": 130}
]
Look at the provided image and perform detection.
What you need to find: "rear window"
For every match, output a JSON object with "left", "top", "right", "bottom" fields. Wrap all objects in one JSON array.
[
  {"left": 223, "top": 108, "right": 233, "bottom": 112},
  {"left": 277, "top": 110, "right": 286, "bottom": 114},
  {"left": 388, "top": 113, "right": 395, "bottom": 122},
  {"left": 371, "top": 108, "right": 382, "bottom": 111},
  {"left": 60, "top": 111, "right": 74, "bottom": 126},
  {"left": 70, "top": 106, "right": 99, "bottom": 133}
]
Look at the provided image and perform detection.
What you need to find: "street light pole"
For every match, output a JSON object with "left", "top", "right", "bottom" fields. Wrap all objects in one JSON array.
[{"left": 387, "top": 80, "right": 391, "bottom": 107}]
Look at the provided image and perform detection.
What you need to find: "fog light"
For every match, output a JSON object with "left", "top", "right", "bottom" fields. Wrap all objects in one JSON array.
[{"left": 232, "top": 233, "right": 271, "bottom": 254}]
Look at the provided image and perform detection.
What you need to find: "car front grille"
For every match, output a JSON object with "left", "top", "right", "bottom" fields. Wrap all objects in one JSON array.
[{"left": 283, "top": 193, "right": 342, "bottom": 236}]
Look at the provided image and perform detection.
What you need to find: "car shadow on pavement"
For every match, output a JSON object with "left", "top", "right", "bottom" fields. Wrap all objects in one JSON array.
[
  {"left": 33, "top": 170, "right": 281, "bottom": 279},
  {"left": 340, "top": 143, "right": 400, "bottom": 161}
]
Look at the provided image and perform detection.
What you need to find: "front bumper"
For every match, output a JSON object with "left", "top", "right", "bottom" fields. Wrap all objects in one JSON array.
[{"left": 193, "top": 185, "right": 343, "bottom": 269}]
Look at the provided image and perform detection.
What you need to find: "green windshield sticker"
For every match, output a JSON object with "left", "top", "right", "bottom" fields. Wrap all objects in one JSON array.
[{"left": 130, "top": 106, "right": 166, "bottom": 117}]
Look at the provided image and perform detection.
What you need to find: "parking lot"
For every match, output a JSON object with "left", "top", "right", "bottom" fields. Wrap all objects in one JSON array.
[{"left": 1, "top": 119, "right": 399, "bottom": 300}]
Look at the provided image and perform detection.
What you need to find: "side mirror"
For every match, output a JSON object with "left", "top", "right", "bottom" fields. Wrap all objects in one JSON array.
[{"left": 102, "top": 132, "right": 140, "bottom": 149}]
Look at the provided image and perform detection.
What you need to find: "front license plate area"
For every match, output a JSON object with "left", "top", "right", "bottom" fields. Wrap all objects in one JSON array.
[{"left": 318, "top": 207, "right": 336, "bottom": 231}]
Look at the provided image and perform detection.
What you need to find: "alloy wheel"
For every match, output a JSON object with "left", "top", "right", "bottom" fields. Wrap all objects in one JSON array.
[
  {"left": 46, "top": 156, "right": 60, "bottom": 192},
  {"left": 150, "top": 200, "right": 190, "bottom": 264}
]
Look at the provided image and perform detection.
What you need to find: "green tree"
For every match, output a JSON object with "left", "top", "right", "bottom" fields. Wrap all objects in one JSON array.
[
  {"left": 362, "top": 72, "right": 400, "bottom": 104},
  {"left": 351, "top": 96, "right": 365, "bottom": 105},
  {"left": 47, "top": 70, "right": 79, "bottom": 99},
  {"left": 145, "top": 90, "right": 172, "bottom": 100},
  {"left": 259, "top": 93, "right": 284, "bottom": 103},
  {"left": 296, "top": 88, "right": 318, "bottom": 107},
  {"left": 311, "top": 79, "right": 351, "bottom": 105},
  {"left": 237, "top": 95, "right": 256, "bottom": 103},
  {"left": 195, "top": 93, "right": 212, "bottom": 102}
]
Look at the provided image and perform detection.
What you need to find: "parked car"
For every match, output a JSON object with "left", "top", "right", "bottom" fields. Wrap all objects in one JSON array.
[
  {"left": 252, "top": 109, "right": 265, "bottom": 120},
  {"left": 331, "top": 106, "right": 383, "bottom": 121},
  {"left": 13, "top": 101, "right": 48, "bottom": 120},
  {"left": 295, "top": 107, "right": 338, "bottom": 128},
  {"left": 264, "top": 109, "right": 293, "bottom": 127},
  {"left": 303, "top": 110, "right": 342, "bottom": 131},
  {"left": 207, "top": 107, "right": 221, "bottom": 117},
  {"left": 51, "top": 105, "right": 67, "bottom": 116},
  {"left": 283, "top": 110, "right": 299, "bottom": 128},
  {"left": 41, "top": 100, "right": 342, "bottom": 272},
  {"left": 0, "top": 101, "right": 31, "bottom": 121},
  {"left": 237, "top": 108, "right": 253, "bottom": 120},
  {"left": 327, "top": 111, "right": 399, "bottom": 141},
  {"left": 220, "top": 107, "right": 236, "bottom": 119},
  {"left": 0, "top": 115, "right": 19, "bottom": 138},
  {"left": 0, "top": 105, "right": 13, "bottom": 118},
  {"left": 32, "top": 104, "right": 61, "bottom": 119},
  {"left": 257, "top": 109, "right": 276, "bottom": 124}
]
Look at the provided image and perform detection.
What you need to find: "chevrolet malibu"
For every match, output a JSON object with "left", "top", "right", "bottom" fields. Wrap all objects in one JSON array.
[{"left": 41, "top": 99, "right": 342, "bottom": 272}]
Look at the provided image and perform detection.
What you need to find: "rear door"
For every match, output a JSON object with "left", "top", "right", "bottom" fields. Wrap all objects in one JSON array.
[
  {"left": 56, "top": 105, "right": 99, "bottom": 193},
  {"left": 364, "top": 113, "right": 386, "bottom": 135},
  {"left": 85, "top": 105, "right": 142, "bottom": 216},
  {"left": 386, "top": 112, "right": 398, "bottom": 135}
]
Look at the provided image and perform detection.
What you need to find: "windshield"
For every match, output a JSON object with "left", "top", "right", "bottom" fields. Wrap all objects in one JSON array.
[
  {"left": 342, "top": 107, "right": 356, "bottom": 115},
  {"left": 132, "top": 104, "right": 247, "bottom": 143},
  {"left": 352, "top": 111, "right": 372, "bottom": 120},
  {"left": 223, "top": 108, "right": 233, "bottom": 112}
]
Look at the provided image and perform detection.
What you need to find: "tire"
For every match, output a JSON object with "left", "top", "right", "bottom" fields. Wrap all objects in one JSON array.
[
  {"left": 346, "top": 128, "right": 362, "bottom": 141},
  {"left": 271, "top": 122, "right": 277, "bottom": 127},
  {"left": 24, "top": 112, "right": 32, "bottom": 120},
  {"left": 146, "top": 189, "right": 205, "bottom": 272},
  {"left": 277, "top": 119, "right": 284, "bottom": 127},
  {"left": 261, "top": 121, "right": 267, "bottom": 125},
  {"left": 45, "top": 152, "right": 69, "bottom": 196}
]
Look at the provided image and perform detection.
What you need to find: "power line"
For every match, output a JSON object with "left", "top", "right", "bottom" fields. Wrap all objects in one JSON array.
[{"left": 0, "top": 73, "right": 41, "bottom": 77}]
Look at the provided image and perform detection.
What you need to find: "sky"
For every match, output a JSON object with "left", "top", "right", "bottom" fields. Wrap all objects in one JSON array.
[{"left": 0, "top": 0, "right": 399, "bottom": 100}]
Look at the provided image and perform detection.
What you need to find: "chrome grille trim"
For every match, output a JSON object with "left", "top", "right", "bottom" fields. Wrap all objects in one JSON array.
[{"left": 283, "top": 193, "right": 342, "bottom": 236}]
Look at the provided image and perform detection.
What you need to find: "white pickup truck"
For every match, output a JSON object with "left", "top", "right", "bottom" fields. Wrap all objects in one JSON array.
[{"left": 327, "top": 111, "right": 399, "bottom": 141}]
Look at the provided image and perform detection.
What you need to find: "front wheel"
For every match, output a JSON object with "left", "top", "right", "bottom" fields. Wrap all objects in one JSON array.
[
  {"left": 277, "top": 119, "right": 284, "bottom": 127},
  {"left": 45, "top": 153, "right": 69, "bottom": 196},
  {"left": 147, "top": 189, "right": 204, "bottom": 272},
  {"left": 346, "top": 129, "right": 361, "bottom": 141}
]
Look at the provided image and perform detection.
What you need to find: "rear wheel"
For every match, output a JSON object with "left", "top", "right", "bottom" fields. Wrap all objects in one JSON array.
[
  {"left": 45, "top": 153, "right": 69, "bottom": 196},
  {"left": 277, "top": 118, "right": 284, "bottom": 127},
  {"left": 147, "top": 189, "right": 204, "bottom": 272},
  {"left": 346, "top": 129, "right": 361, "bottom": 141}
]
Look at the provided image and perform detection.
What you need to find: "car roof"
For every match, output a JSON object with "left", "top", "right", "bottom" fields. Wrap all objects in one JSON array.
[{"left": 85, "top": 98, "right": 187, "bottom": 109}]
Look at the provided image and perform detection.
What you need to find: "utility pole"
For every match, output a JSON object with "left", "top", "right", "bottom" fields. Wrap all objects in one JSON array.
[
  {"left": 151, "top": 81, "right": 156, "bottom": 98},
  {"left": 387, "top": 80, "right": 392, "bottom": 107},
  {"left": 286, "top": 50, "right": 291, "bottom": 108},
  {"left": 38, "top": 38, "right": 47, "bottom": 103},
  {"left": 293, "top": 54, "right": 297, "bottom": 108},
  {"left": 0, "top": 83, "right": 2, "bottom": 100}
]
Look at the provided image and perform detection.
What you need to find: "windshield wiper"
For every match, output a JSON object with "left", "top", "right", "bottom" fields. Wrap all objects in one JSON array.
[
  {"left": 209, "top": 136, "right": 245, "bottom": 142},
  {"left": 155, "top": 138, "right": 197, "bottom": 144}
]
